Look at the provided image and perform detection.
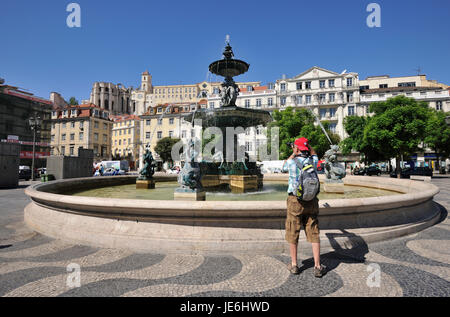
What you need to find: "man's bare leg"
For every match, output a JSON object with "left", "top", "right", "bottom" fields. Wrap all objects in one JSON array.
[
  {"left": 290, "top": 243, "right": 298, "bottom": 266},
  {"left": 312, "top": 242, "right": 320, "bottom": 268}
]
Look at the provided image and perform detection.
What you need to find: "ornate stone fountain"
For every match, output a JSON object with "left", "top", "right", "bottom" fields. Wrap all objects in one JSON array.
[{"left": 183, "top": 40, "right": 272, "bottom": 193}]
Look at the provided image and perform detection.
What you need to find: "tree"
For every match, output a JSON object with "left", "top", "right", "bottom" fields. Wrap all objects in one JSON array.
[
  {"left": 363, "top": 95, "right": 431, "bottom": 177},
  {"left": 424, "top": 110, "right": 450, "bottom": 172},
  {"left": 68, "top": 97, "right": 79, "bottom": 105},
  {"left": 154, "top": 137, "right": 181, "bottom": 165},
  {"left": 267, "top": 107, "right": 339, "bottom": 159},
  {"left": 341, "top": 115, "right": 384, "bottom": 163}
]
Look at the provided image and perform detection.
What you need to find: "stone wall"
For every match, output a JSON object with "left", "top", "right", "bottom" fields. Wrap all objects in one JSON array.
[
  {"left": 0, "top": 143, "right": 20, "bottom": 188},
  {"left": 46, "top": 148, "right": 94, "bottom": 180}
]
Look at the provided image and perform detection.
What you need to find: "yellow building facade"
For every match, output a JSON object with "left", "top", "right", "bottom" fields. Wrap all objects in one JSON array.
[
  {"left": 112, "top": 115, "right": 141, "bottom": 169},
  {"left": 50, "top": 104, "right": 113, "bottom": 162}
]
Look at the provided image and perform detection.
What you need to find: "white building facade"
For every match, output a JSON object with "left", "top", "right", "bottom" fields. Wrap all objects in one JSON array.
[{"left": 275, "top": 67, "right": 361, "bottom": 140}]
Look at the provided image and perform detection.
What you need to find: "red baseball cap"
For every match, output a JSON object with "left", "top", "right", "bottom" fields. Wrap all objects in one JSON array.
[{"left": 294, "top": 137, "right": 309, "bottom": 151}]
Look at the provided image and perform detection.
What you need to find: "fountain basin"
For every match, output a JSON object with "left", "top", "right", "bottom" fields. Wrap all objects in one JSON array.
[{"left": 24, "top": 174, "right": 441, "bottom": 255}]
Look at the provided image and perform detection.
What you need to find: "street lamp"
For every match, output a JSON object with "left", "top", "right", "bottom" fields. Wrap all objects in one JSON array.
[{"left": 28, "top": 112, "right": 42, "bottom": 181}]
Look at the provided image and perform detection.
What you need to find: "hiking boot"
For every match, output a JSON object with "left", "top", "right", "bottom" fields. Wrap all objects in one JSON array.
[
  {"left": 314, "top": 264, "right": 326, "bottom": 278},
  {"left": 287, "top": 263, "right": 300, "bottom": 275}
]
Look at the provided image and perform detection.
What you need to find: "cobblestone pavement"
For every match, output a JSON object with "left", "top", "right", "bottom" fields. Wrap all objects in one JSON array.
[{"left": 0, "top": 178, "right": 449, "bottom": 297}]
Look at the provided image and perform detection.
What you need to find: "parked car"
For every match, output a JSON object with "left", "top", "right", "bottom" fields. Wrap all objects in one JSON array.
[
  {"left": 354, "top": 166, "right": 381, "bottom": 176},
  {"left": 18, "top": 166, "right": 32, "bottom": 181},
  {"left": 102, "top": 168, "right": 127, "bottom": 176},
  {"left": 390, "top": 167, "right": 433, "bottom": 178}
]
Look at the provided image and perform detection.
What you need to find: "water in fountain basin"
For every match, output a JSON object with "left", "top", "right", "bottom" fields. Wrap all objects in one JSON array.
[{"left": 66, "top": 181, "right": 398, "bottom": 201}]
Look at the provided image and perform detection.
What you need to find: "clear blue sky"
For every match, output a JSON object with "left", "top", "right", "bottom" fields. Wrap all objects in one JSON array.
[{"left": 1, "top": 0, "right": 449, "bottom": 102}]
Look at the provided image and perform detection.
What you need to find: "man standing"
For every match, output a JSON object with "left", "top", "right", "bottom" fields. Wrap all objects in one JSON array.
[{"left": 282, "top": 137, "right": 326, "bottom": 277}]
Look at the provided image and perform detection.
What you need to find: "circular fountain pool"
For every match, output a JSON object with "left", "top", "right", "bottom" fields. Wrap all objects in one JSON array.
[{"left": 24, "top": 174, "right": 441, "bottom": 255}]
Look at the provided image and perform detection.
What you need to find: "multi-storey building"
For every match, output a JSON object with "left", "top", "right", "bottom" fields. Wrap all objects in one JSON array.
[
  {"left": 50, "top": 104, "right": 113, "bottom": 161},
  {"left": 89, "top": 82, "right": 133, "bottom": 115},
  {"left": 359, "top": 74, "right": 448, "bottom": 90},
  {"left": 111, "top": 115, "right": 141, "bottom": 170},
  {"left": 139, "top": 103, "right": 201, "bottom": 168},
  {"left": 130, "top": 70, "right": 261, "bottom": 115},
  {"left": 0, "top": 82, "right": 52, "bottom": 167},
  {"left": 276, "top": 66, "right": 361, "bottom": 140}
]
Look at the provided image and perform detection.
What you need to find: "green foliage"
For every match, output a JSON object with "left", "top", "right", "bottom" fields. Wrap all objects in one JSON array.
[
  {"left": 267, "top": 107, "right": 339, "bottom": 159},
  {"left": 68, "top": 97, "right": 79, "bottom": 106},
  {"left": 424, "top": 110, "right": 450, "bottom": 159},
  {"left": 364, "top": 96, "right": 430, "bottom": 161},
  {"left": 341, "top": 116, "right": 367, "bottom": 155},
  {"left": 154, "top": 137, "right": 181, "bottom": 163}
]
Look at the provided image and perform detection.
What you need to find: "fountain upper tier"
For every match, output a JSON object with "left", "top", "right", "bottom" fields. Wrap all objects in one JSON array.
[
  {"left": 208, "top": 43, "right": 249, "bottom": 78},
  {"left": 184, "top": 106, "right": 272, "bottom": 129}
]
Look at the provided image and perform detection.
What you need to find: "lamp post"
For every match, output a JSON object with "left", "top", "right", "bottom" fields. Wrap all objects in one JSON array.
[{"left": 28, "top": 112, "right": 42, "bottom": 181}]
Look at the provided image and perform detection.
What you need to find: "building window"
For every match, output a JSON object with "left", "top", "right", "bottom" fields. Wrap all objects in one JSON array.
[
  {"left": 103, "top": 135, "right": 107, "bottom": 143},
  {"left": 181, "top": 130, "right": 187, "bottom": 138},
  {"left": 62, "top": 134, "right": 66, "bottom": 141},
  {"left": 398, "top": 82, "right": 416, "bottom": 87},
  {"left": 70, "top": 133, "right": 75, "bottom": 141},
  {"left": 94, "top": 133, "right": 99, "bottom": 141},
  {"left": 62, "top": 122, "right": 66, "bottom": 129},
  {"left": 329, "top": 79, "right": 335, "bottom": 88},
  {"left": 169, "top": 118, "right": 174, "bottom": 124},
  {"left": 158, "top": 119, "right": 163, "bottom": 125},
  {"left": 319, "top": 94, "right": 326, "bottom": 103},
  {"left": 280, "top": 83, "right": 286, "bottom": 91},
  {"left": 157, "top": 131, "right": 162, "bottom": 139},
  {"left": 61, "top": 146, "right": 65, "bottom": 155},
  {"left": 296, "top": 82, "right": 302, "bottom": 90},
  {"left": 360, "top": 85, "right": 369, "bottom": 90},
  {"left": 346, "top": 78, "right": 353, "bottom": 87},
  {"left": 245, "top": 99, "right": 250, "bottom": 108},
  {"left": 70, "top": 146, "right": 74, "bottom": 156},
  {"left": 436, "top": 101, "right": 443, "bottom": 111},
  {"left": 256, "top": 99, "right": 262, "bottom": 107},
  {"left": 305, "top": 81, "right": 311, "bottom": 89},
  {"left": 245, "top": 141, "right": 252, "bottom": 152},
  {"left": 305, "top": 95, "right": 311, "bottom": 104},
  {"left": 209, "top": 102, "right": 215, "bottom": 109},
  {"left": 79, "top": 132, "right": 84, "bottom": 140},
  {"left": 94, "top": 121, "right": 99, "bottom": 129},
  {"left": 70, "top": 121, "right": 75, "bottom": 128},
  {"left": 320, "top": 108, "right": 327, "bottom": 119},
  {"left": 379, "top": 84, "right": 388, "bottom": 88},
  {"left": 146, "top": 132, "right": 150, "bottom": 139},
  {"left": 268, "top": 98, "right": 273, "bottom": 106},
  {"left": 169, "top": 131, "right": 174, "bottom": 138},
  {"left": 103, "top": 123, "right": 107, "bottom": 130},
  {"left": 146, "top": 119, "right": 150, "bottom": 126},
  {"left": 280, "top": 96, "right": 286, "bottom": 106},
  {"left": 329, "top": 93, "right": 335, "bottom": 102},
  {"left": 329, "top": 123, "right": 337, "bottom": 133},
  {"left": 157, "top": 107, "right": 163, "bottom": 113},
  {"left": 296, "top": 95, "right": 302, "bottom": 105},
  {"left": 319, "top": 80, "right": 325, "bottom": 88},
  {"left": 329, "top": 108, "right": 336, "bottom": 118},
  {"left": 348, "top": 106, "right": 355, "bottom": 116}
]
